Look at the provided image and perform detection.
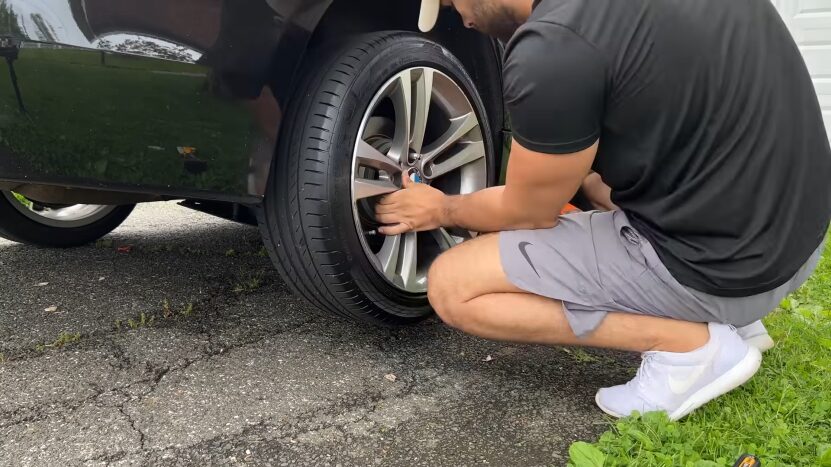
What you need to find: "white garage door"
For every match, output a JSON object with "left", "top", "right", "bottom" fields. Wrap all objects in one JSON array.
[{"left": 774, "top": 0, "right": 831, "bottom": 140}]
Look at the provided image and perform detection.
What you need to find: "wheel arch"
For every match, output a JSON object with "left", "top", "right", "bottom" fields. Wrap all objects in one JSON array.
[{"left": 300, "top": 0, "right": 506, "bottom": 141}]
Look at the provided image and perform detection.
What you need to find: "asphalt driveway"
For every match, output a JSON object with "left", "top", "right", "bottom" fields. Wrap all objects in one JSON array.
[{"left": 0, "top": 202, "right": 638, "bottom": 466}]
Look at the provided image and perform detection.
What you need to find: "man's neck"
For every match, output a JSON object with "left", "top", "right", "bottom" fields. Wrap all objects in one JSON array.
[{"left": 510, "top": 0, "right": 536, "bottom": 24}]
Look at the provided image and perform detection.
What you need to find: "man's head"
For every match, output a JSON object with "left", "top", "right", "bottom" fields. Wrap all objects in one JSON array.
[{"left": 420, "top": 0, "right": 533, "bottom": 42}]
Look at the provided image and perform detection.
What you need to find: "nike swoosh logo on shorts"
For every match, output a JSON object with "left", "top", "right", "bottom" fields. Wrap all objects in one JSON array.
[
  {"left": 667, "top": 343, "right": 720, "bottom": 395},
  {"left": 518, "top": 241, "right": 541, "bottom": 278}
]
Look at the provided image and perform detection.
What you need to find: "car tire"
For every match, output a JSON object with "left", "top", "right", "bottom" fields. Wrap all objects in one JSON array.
[
  {"left": 258, "top": 32, "right": 499, "bottom": 325},
  {"left": 0, "top": 191, "right": 134, "bottom": 248}
]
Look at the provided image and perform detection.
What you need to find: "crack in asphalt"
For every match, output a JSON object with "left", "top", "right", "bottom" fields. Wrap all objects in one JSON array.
[
  {"left": 146, "top": 368, "right": 430, "bottom": 459},
  {"left": 117, "top": 396, "right": 147, "bottom": 451},
  {"left": 82, "top": 450, "right": 133, "bottom": 465},
  {"left": 0, "top": 314, "right": 318, "bottom": 435},
  {"left": 171, "top": 331, "right": 448, "bottom": 451},
  {"left": 5, "top": 323, "right": 433, "bottom": 465}
]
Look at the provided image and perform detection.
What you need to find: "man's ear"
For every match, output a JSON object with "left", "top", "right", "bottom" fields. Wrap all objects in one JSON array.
[{"left": 419, "top": 0, "right": 441, "bottom": 32}]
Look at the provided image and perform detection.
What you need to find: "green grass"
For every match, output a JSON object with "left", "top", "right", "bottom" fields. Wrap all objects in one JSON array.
[{"left": 570, "top": 240, "right": 831, "bottom": 466}]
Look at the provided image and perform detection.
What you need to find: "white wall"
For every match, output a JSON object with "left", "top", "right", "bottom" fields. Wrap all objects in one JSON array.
[{"left": 774, "top": 0, "right": 831, "bottom": 141}]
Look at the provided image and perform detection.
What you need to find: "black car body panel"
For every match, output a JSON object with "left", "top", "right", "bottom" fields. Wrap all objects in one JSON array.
[
  {"left": 0, "top": 0, "right": 326, "bottom": 203},
  {"left": 0, "top": 0, "right": 504, "bottom": 203}
]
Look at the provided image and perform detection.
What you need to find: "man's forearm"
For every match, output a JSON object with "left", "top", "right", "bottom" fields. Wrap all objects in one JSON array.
[
  {"left": 375, "top": 141, "right": 598, "bottom": 236},
  {"left": 441, "top": 186, "right": 558, "bottom": 233}
]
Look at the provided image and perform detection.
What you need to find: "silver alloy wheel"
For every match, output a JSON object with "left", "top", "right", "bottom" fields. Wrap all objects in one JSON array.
[
  {"left": 351, "top": 67, "right": 488, "bottom": 293},
  {"left": 3, "top": 191, "right": 117, "bottom": 229}
]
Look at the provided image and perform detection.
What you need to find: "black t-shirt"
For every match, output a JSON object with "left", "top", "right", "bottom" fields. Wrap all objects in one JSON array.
[{"left": 504, "top": 0, "right": 831, "bottom": 297}]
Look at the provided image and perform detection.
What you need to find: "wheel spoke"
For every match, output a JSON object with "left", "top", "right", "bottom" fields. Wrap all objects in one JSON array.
[
  {"left": 353, "top": 178, "right": 399, "bottom": 200},
  {"left": 400, "top": 232, "right": 418, "bottom": 289},
  {"left": 388, "top": 70, "right": 412, "bottom": 163},
  {"left": 355, "top": 139, "right": 400, "bottom": 175},
  {"left": 410, "top": 69, "right": 434, "bottom": 154},
  {"left": 424, "top": 140, "right": 485, "bottom": 179},
  {"left": 431, "top": 227, "right": 458, "bottom": 251},
  {"left": 376, "top": 234, "right": 402, "bottom": 281},
  {"left": 421, "top": 112, "right": 479, "bottom": 164}
]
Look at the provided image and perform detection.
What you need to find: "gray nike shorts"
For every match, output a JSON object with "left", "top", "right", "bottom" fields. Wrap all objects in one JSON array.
[{"left": 499, "top": 210, "right": 824, "bottom": 338}]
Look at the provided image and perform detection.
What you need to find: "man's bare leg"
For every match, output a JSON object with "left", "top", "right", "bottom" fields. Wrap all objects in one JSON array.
[
  {"left": 428, "top": 233, "right": 762, "bottom": 421},
  {"left": 427, "top": 234, "right": 709, "bottom": 353}
]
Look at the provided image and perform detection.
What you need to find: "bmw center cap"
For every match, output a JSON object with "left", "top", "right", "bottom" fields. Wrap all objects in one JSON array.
[
  {"left": 407, "top": 167, "right": 424, "bottom": 184},
  {"left": 419, "top": 0, "right": 441, "bottom": 32}
]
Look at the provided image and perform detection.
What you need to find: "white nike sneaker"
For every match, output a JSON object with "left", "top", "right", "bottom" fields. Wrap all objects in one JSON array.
[
  {"left": 736, "top": 320, "right": 775, "bottom": 352},
  {"left": 595, "top": 323, "right": 762, "bottom": 421}
]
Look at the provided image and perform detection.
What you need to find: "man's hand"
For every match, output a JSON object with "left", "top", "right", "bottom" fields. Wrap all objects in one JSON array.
[
  {"left": 581, "top": 172, "right": 618, "bottom": 211},
  {"left": 375, "top": 176, "right": 448, "bottom": 235}
]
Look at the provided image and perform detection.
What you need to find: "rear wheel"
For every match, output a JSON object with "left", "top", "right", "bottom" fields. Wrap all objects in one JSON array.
[
  {"left": 0, "top": 191, "right": 134, "bottom": 247},
  {"left": 259, "top": 32, "right": 499, "bottom": 325}
]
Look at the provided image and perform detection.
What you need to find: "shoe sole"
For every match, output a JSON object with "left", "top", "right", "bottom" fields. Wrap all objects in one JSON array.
[
  {"left": 744, "top": 334, "right": 775, "bottom": 353},
  {"left": 668, "top": 345, "right": 762, "bottom": 421}
]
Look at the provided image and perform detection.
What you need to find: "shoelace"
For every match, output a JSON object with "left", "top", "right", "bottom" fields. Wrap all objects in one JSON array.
[
  {"left": 628, "top": 352, "right": 673, "bottom": 411},
  {"left": 634, "top": 353, "right": 658, "bottom": 394},
  {"left": 633, "top": 327, "right": 726, "bottom": 403}
]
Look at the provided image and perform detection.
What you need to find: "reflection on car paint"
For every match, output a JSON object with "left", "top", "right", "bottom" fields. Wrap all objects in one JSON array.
[
  {"left": 0, "top": 44, "right": 260, "bottom": 194},
  {"left": 0, "top": 0, "right": 330, "bottom": 199}
]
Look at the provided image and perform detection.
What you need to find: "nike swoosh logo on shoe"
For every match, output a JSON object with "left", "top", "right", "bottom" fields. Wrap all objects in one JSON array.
[
  {"left": 667, "top": 343, "right": 721, "bottom": 395},
  {"left": 518, "top": 241, "right": 541, "bottom": 278}
]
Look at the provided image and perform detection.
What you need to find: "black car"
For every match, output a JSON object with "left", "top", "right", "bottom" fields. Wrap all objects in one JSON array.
[{"left": 0, "top": 0, "right": 506, "bottom": 325}]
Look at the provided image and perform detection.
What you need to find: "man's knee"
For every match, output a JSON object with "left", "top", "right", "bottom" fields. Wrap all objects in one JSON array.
[
  {"left": 427, "top": 252, "right": 463, "bottom": 328},
  {"left": 427, "top": 234, "right": 505, "bottom": 332}
]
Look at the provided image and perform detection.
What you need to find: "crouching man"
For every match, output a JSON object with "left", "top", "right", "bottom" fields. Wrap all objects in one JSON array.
[{"left": 376, "top": 0, "right": 831, "bottom": 419}]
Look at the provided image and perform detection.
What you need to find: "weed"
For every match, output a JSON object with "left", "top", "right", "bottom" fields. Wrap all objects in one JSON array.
[
  {"left": 225, "top": 248, "right": 237, "bottom": 257},
  {"left": 95, "top": 238, "right": 114, "bottom": 249},
  {"left": 0, "top": 353, "right": 5, "bottom": 363},
  {"left": 36, "top": 331, "right": 82, "bottom": 352},
  {"left": 180, "top": 302, "right": 194, "bottom": 317},
  {"left": 127, "top": 312, "right": 154, "bottom": 330},
  {"left": 116, "top": 301, "right": 195, "bottom": 332},
  {"left": 233, "top": 270, "right": 265, "bottom": 294},
  {"left": 162, "top": 299, "right": 173, "bottom": 319},
  {"left": 162, "top": 299, "right": 195, "bottom": 318},
  {"left": 561, "top": 347, "right": 599, "bottom": 364}
]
